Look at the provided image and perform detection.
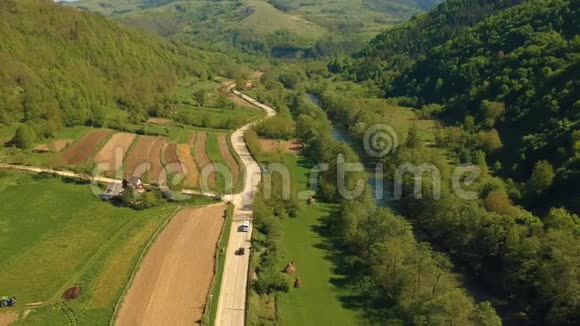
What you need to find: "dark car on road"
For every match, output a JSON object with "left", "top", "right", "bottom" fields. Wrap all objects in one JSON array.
[{"left": 235, "top": 247, "right": 245, "bottom": 256}]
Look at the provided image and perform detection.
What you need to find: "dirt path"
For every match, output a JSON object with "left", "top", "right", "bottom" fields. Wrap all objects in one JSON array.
[
  {"left": 0, "top": 312, "right": 18, "bottom": 326},
  {"left": 115, "top": 204, "right": 227, "bottom": 326},
  {"left": 194, "top": 131, "right": 215, "bottom": 190},
  {"left": 217, "top": 135, "right": 240, "bottom": 189}
]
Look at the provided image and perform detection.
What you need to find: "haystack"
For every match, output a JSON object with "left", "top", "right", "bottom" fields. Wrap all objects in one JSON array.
[
  {"left": 284, "top": 261, "right": 297, "bottom": 275},
  {"left": 62, "top": 286, "right": 81, "bottom": 300},
  {"left": 294, "top": 277, "right": 302, "bottom": 288}
]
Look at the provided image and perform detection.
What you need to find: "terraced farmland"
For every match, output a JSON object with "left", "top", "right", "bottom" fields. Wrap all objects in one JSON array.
[
  {"left": 193, "top": 131, "right": 215, "bottom": 191},
  {"left": 58, "top": 130, "right": 112, "bottom": 165},
  {"left": 94, "top": 132, "right": 136, "bottom": 173}
]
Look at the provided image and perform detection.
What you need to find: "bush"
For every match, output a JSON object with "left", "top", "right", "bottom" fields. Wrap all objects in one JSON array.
[
  {"left": 11, "top": 125, "right": 37, "bottom": 149},
  {"left": 254, "top": 116, "right": 295, "bottom": 140}
]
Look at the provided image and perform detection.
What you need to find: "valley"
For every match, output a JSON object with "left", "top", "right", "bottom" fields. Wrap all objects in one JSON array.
[{"left": 1, "top": 0, "right": 578, "bottom": 325}]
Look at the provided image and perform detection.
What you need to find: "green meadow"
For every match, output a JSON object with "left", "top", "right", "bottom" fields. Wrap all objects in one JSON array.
[{"left": 0, "top": 171, "right": 178, "bottom": 325}]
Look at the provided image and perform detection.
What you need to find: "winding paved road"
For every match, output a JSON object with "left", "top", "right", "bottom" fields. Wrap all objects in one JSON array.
[{"left": 216, "top": 86, "right": 276, "bottom": 326}]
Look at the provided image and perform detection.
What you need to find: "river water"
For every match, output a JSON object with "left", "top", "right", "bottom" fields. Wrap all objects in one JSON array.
[{"left": 307, "top": 93, "right": 392, "bottom": 208}]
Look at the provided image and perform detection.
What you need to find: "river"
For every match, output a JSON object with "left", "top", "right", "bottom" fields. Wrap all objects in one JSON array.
[
  {"left": 307, "top": 93, "right": 392, "bottom": 209},
  {"left": 304, "top": 92, "right": 519, "bottom": 320}
]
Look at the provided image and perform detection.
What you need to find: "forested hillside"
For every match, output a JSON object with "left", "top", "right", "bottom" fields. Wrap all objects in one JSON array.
[
  {"left": 70, "top": 0, "right": 442, "bottom": 57},
  {"left": 0, "top": 0, "right": 230, "bottom": 136},
  {"left": 337, "top": 0, "right": 580, "bottom": 213},
  {"left": 319, "top": 0, "right": 580, "bottom": 323}
]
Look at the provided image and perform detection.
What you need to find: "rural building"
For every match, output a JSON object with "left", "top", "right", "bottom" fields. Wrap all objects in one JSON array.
[
  {"left": 123, "top": 177, "right": 144, "bottom": 190},
  {"left": 101, "top": 182, "right": 123, "bottom": 201}
]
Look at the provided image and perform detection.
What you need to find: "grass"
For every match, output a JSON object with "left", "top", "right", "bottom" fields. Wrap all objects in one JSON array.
[
  {"left": 241, "top": 0, "right": 327, "bottom": 38},
  {"left": 0, "top": 171, "right": 178, "bottom": 325},
  {"left": 206, "top": 132, "right": 229, "bottom": 194},
  {"left": 71, "top": 0, "right": 426, "bottom": 42},
  {"left": 247, "top": 150, "right": 360, "bottom": 325},
  {"left": 275, "top": 154, "right": 360, "bottom": 325},
  {"left": 203, "top": 204, "right": 234, "bottom": 325}
]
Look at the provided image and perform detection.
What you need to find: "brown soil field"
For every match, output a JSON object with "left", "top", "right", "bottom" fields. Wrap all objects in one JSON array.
[
  {"left": 259, "top": 139, "right": 301, "bottom": 155},
  {"left": 218, "top": 135, "right": 240, "bottom": 188},
  {"left": 164, "top": 143, "right": 181, "bottom": 166},
  {"left": 148, "top": 137, "right": 166, "bottom": 184},
  {"left": 58, "top": 130, "right": 112, "bottom": 165},
  {"left": 163, "top": 143, "right": 184, "bottom": 179},
  {"left": 115, "top": 204, "right": 227, "bottom": 326},
  {"left": 194, "top": 131, "right": 215, "bottom": 189},
  {"left": 124, "top": 136, "right": 157, "bottom": 179},
  {"left": 34, "top": 139, "right": 73, "bottom": 153},
  {"left": 177, "top": 144, "right": 199, "bottom": 188},
  {"left": 0, "top": 312, "right": 18, "bottom": 326},
  {"left": 94, "top": 133, "right": 136, "bottom": 172},
  {"left": 147, "top": 117, "right": 173, "bottom": 125}
]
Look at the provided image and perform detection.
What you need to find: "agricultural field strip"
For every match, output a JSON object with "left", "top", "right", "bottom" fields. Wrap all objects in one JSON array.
[
  {"left": 58, "top": 130, "right": 113, "bottom": 165},
  {"left": 114, "top": 204, "right": 227, "bottom": 325},
  {"left": 177, "top": 143, "right": 199, "bottom": 188},
  {"left": 194, "top": 131, "right": 215, "bottom": 189},
  {"left": 94, "top": 133, "right": 137, "bottom": 171},
  {"left": 108, "top": 206, "right": 182, "bottom": 326},
  {"left": 147, "top": 137, "right": 167, "bottom": 183},
  {"left": 218, "top": 134, "right": 240, "bottom": 189},
  {"left": 123, "top": 135, "right": 157, "bottom": 179}
]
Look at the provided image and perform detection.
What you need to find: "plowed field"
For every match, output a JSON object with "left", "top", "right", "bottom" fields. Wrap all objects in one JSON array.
[
  {"left": 58, "top": 130, "right": 112, "bottom": 165},
  {"left": 115, "top": 204, "right": 227, "bottom": 326}
]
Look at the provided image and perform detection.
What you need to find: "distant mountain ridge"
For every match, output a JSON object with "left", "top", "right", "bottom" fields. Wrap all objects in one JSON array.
[{"left": 70, "top": 0, "right": 443, "bottom": 57}]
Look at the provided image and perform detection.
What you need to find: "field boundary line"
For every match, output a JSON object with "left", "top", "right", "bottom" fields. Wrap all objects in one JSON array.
[
  {"left": 108, "top": 205, "right": 182, "bottom": 326},
  {"left": 226, "top": 132, "right": 246, "bottom": 194},
  {"left": 201, "top": 203, "right": 234, "bottom": 325}
]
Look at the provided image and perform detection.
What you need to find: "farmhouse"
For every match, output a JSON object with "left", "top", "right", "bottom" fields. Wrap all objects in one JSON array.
[
  {"left": 101, "top": 182, "right": 123, "bottom": 201},
  {"left": 123, "top": 177, "right": 144, "bottom": 190},
  {"left": 101, "top": 177, "right": 144, "bottom": 201}
]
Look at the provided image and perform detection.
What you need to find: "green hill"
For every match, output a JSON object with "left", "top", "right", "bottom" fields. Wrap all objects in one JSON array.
[
  {"left": 0, "top": 0, "right": 231, "bottom": 133},
  {"left": 340, "top": 0, "right": 579, "bottom": 212},
  {"left": 70, "top": 0, "right": 443, "bottom": 56},
  {"left": 328, "top": 0, "right": 580, "bottom": 323}
]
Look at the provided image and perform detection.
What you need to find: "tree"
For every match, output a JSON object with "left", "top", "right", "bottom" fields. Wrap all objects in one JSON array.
[
  {"left": 481, "top": 101, "right": 505, "bottom": 127},
  {"left": 572, "top": 130, "right": 580, "bottom": 154},
  {"left": 139, "top": 191, "right": 162, "bottom": 209},
  {"left": 463, "top": 115, "right": 476, "bottom": 131},
  {"left": 11, "top": 125, "right": 37, "bottom": 149},
  {"left": 485, "top": 190, "right": 517, "bottom": 216},
  {"left": 121, "top": 187, "right": 137, "bottom": 206},
  {"left": 477, "top": 129, "right": 503, "bottom": 154},
  {"left": 544, "top": 208, "right": 578, "bottom": 231},
  {"left": 473, "top": 302, "right": 502, "bottom": 326},
  {"left": 527, "top": 160, "right": 554, "bottom": 195},
  {"left": 406, "top": 123, "right": 422, "bottom": 148},
  {"left": 194, "top": 89, "right": 207, "bottom": 107}
]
